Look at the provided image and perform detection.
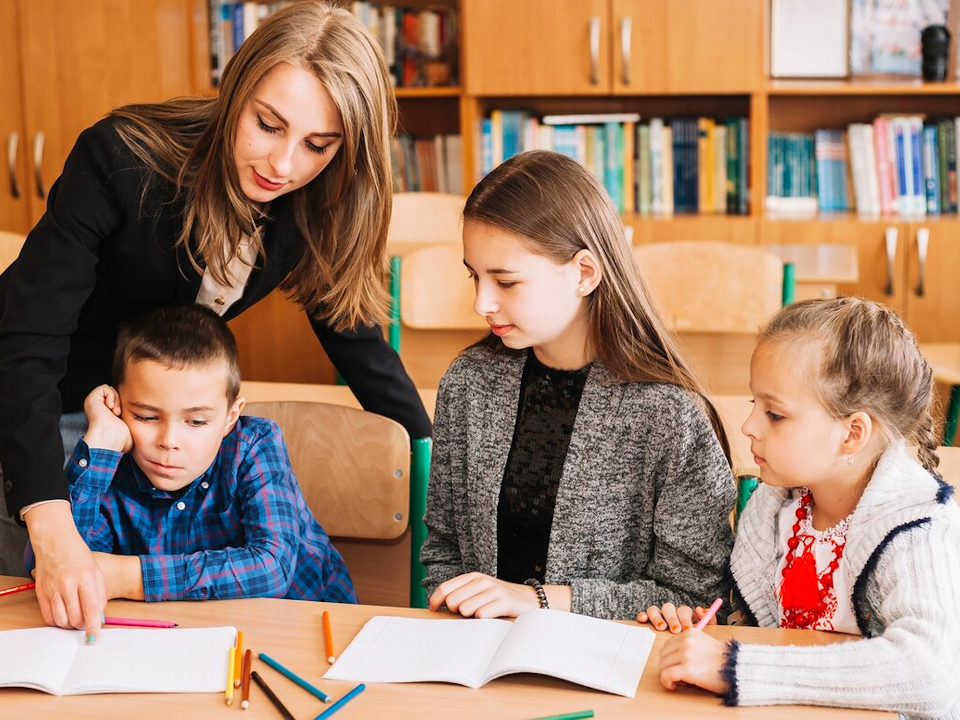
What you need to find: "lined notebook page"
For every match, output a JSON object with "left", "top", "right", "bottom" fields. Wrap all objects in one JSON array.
[
  {"left": 324, "top": 616, "right": 512, "bottom": 687},
  {"left": 484, "top": 610, "right": 655, "bottom": 697}
]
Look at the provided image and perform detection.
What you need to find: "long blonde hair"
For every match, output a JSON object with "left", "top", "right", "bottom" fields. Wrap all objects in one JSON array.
[
  {"left": 758, "top": 297, "right": 941, "bottom": 476},
  {"left": 463, "top": 150, "right": 731, "bottom": 463},
  {"left": 110, "top": 0, "right": 395, "bottom": 329}
]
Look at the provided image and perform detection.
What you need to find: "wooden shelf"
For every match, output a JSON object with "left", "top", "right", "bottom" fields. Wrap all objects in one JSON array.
[
  {"left": 394, "top": 87, "right": 461, "bottom": 99},
  {"left": 767, "top": 78, "right": 960, "bottom": 96},
  {"left": 764, "top": 211, "right": 960, "bottom": 224}
]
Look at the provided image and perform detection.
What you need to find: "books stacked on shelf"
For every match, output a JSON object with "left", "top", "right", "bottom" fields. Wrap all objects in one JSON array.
[
  {"left": 767, "top": 116, "right": 960, "bottom": 217},
  {"left": 391, "top": 134, "right": 463, "bottom": 194},
  {"left": 208, "top": 2, "right": 459, "bottom": 89},
  {"left": 478, "top": 111, "right": 750, "bottom": 216}
]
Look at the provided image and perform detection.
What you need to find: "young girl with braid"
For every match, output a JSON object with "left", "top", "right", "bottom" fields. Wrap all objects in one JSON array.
[{"left": 641, "top": 297, "right": 960, "bottom": 718}]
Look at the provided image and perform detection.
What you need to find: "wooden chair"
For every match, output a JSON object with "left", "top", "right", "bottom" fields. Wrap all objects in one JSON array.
[
  {"left": 920, "top": 343, "right": 960, "bottom": 447},
  {"left": 386, "top": 193, "right": 466, "bottom": 352},
  {"left": 242, "top": 400, "right": 429, "bottom": 607},
  {"left": 937, "top": 446, "right": 960, "bottom": 496},
  {"left": 634, "top": 241, "right": 792, "bottom": 394},
  {"left": 0, "top": 231, "right": 26, "bottom": 272}
]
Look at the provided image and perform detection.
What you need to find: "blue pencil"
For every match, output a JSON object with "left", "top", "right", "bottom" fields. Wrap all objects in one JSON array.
[
  {"left": 258, "top": 652, "right": 332, "bottom": 704},
  {"left": 314, "top": 683, "right": 366, "bottom": 720}
]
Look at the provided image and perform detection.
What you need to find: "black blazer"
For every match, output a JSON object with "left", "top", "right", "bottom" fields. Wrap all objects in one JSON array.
[{"left": 0, "top": 117, "right": 431, "bottom": 517}]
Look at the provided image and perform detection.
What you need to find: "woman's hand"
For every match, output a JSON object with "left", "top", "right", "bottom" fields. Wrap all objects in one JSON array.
[
  {"left": 659, "top": 628, "right": 730, "bottom": 695},
  {"left": 82, "top": 385, "right": 132, "bottom": 453},
  {"left": 637, "top": 603, "right": 717, "bottom": 633},
  {"left": 429, "top": 572, "right": 542, "bottom": 618},
  {"left": 24, "top": 503, "right": 106, "bottom": 644}
]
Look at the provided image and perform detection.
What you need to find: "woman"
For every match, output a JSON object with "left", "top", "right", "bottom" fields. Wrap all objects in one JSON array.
[{"left": 0, "top": 1, "right": 429, "bottom": 639}]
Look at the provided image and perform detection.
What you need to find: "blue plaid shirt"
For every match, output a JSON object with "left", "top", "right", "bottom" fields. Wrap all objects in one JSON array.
[{"left": 27, "top": 416, "right": 356, "bottom": 603}]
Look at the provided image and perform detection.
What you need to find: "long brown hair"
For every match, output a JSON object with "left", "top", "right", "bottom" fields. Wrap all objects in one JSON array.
[
  {"left": 463, "top": 150, "right": 731, "bottom": 464},
  {"left": 110, "top": 0, "right": 396, "bottom": 329},
  {"left": 758, "top": 297, "right": 940, "bottom": 476}
]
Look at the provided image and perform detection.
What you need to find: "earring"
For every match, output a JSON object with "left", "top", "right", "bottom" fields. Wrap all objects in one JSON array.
[
  {"left": 846, "top": 454, "right": 855, "bottom": 465},
  {"left": 578, "top": 286, "right": 587, "bottom": 295}
]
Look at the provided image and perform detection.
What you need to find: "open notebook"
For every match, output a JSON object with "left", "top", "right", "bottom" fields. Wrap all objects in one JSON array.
[
  {"left": 324, "top": 610, "right": 655, "bottom": 697},
  {"left": 0, "top": 626, "right": 236, "bottom": 696}
]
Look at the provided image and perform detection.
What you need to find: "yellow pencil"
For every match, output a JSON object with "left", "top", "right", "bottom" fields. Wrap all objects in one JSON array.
[
  {"left": 234, "top": 630, "right": 244, "bottom": 688},
  {"left": 226, "top": 645, "right": 236, "bottom": 706}
]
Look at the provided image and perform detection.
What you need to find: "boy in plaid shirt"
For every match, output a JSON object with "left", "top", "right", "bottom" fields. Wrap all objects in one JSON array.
[{"left": 27, "top": 304, "right": 356, "bottom": 604}]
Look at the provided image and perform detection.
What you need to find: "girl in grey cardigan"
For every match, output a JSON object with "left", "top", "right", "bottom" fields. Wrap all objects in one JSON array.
[
  {"left": 648, "top": 298, "right": 960, "bottom": 718},
  {"left": 421, "top": 151, "right": 735, "bottom": 621}
]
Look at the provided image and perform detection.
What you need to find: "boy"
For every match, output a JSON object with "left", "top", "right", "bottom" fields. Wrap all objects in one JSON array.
[{"left": 26, "top": 305, "right": 356, "bottom": 606}]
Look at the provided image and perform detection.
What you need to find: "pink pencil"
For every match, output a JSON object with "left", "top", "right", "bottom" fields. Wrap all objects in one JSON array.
[
  {"left": 103, "top": 616, "right": 178, "bottom": 628},
  {"left": 694, "top": 598, "right": 723, "bottom": 630}
]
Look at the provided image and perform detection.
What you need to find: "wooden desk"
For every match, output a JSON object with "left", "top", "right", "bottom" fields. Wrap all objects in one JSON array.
[{"left": 0, "top": 576, "right": 887, "bottom": 719}]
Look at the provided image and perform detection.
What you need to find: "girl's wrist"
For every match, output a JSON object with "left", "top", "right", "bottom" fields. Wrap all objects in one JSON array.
[{"left": 543, "top": 584, "right": 572, "bottom": 612}]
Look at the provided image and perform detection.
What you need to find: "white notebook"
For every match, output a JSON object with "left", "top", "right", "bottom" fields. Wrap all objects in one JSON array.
[
  {"left": 324, "top": 610, "right": 655, "bottom": 697},
  {"left": 0, "top": 626, "right": 236, "bottom": 696}
]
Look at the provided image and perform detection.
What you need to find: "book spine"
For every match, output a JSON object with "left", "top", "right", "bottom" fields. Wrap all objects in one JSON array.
[
  {"left": 947, "top": 118, "right": 958, "bottom": 212},
  {"left": 873, "top": 118, "right": 893, "bottom": 215},
  {"left": 638, "top": 124, "right": 651, "bottom": 215},
  {"left": 649, "top": 119, "right": 663, "bottom": 214},
  {"left": 737, "top": 117, "right": 749, "bottom": 215},
  {"left": 894, "top": 118, "right": 909, "bottom": 215},
  {"left": 910, "top": 117, "right": 925, "bottom": 216},
  {"left": 922, "top": 124, "right": 940, "bottom": 215},
  {"left": 726, "top": 119, "right": 738, "bottom": 214},
  {"left": 232, "top": 3, "right": 244, "bottom": 54}
]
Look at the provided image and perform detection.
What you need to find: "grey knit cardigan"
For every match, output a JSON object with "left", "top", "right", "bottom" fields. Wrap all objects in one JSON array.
[
  {"left": 420, "top": 345, "right": 736, "bottom": 620},
  {"left": 728, "top": 441, "right": 960, "bottom": 718}
]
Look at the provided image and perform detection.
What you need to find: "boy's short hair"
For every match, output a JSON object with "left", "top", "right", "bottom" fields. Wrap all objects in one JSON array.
[{"left": 113, "top": 304, "right": 242, "bottom": 403}]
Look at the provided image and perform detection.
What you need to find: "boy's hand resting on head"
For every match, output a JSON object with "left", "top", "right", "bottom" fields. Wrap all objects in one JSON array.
[
  {"left": 637, "top": 603, "right": 717, "bottom": 633},
  {"left": 658, "top": 628, "right": 730, "bottom": 695},
  {"left": 429, "top": 572, "right": 569, "bottom": 618},
  {"left": 83, "top": 385, "right": 133, "bottom": 453}
]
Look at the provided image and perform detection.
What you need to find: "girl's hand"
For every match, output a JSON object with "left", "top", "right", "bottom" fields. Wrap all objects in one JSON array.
[
  {"left": 637, "top": 603, "right": 715, "bottom": 633},
  {"left": 429, "top": 572, "right": 540, "bottom": 618},
  {"left": 83, "top": 385, "right": 132, "bottom": 453},
  {"left": 659, "top": 629, "right": 730, "bottom": 695}
]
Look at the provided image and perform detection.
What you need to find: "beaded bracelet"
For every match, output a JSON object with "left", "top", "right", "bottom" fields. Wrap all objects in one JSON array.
[{"left": 523, "top": 578, "right": 549, "bottom": 609}]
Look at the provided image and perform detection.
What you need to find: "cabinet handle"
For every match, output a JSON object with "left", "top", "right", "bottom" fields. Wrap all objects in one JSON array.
[
  {"left": 884, "top": 226, "right": 898, "bottom": 296},
  {"left": 589, "top": 16, "right": 601, "bottom": 86},
  {"left": 7, "top": 132, "right": 19, "bottom": 199},
  {"left": 33, "top": 132, "right": 45, "bottom": 200},
  {"left": 620, "top": 17, "right": 632, "bottom": 85},
  {"left": 915, "top": 227, "right": 929, "bottom": 297}
]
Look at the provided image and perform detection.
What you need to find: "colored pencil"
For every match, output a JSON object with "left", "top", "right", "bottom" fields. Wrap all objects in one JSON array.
[
  {"left": 0, "top": 581, "right": 36, "bottom": 598},
  {"left": 240, "top": 648, "right": 253, "bottom": 709},
  {"left": 226, "top": 646, "right": 236, "bottom": 706},
  {"left": 258, "top": 652, "right": 332, "bottom": 703},
  {"left": 252, "top": 671, "right": 295, "bottom": 720},
  {"left": 314, "top": 683, "right": 366, "bottom": 720},
  {"left": 694, "top": 597, "right": 724, "bottom": 630},
  {"left": 234, "top": 630, "right": 244, "bottom": 688},
  {"left": 528, "top": 712, "right": 594, "bottom": 720},
  {"left": 322, "top": 610, "right": 336, "bottom": 664},
  {"left": 103, "top": 616, "right": 177, "bottom": 628}
]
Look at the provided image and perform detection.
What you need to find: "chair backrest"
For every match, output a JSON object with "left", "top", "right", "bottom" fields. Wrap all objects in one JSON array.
[
  {"left": 0, "top": 231, "right": 26, "bottom": 272},
  {"left": 387, "top": 192, "right": 465, "bottom": 254},
  {"left": 400, "top": 243, "right": 488, "bottom": 330},
  {"left": 242, "top": 401, "right": 410, "bottom": 540},
  {"left": 937, "top": 446, "right": 960, "bottom": 497},
  {"left": 633, "top": 241, "right": 783, "bottom": 333}
]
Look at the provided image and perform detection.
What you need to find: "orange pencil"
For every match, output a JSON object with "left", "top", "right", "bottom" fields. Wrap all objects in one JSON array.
[
  {"left": 0, "top": 581, "right": 35, "bottom": 598},
  {"left": 234, "top": 630, "right": 244, "bottom": 688},
  {"left": 225, "top": 646, "right": 236, "bottom": 706},
  {"left": 240, "top": 648, "right": 253, "bottom": 709},
  {"left": 322, "top": 610, "right": 336, "bottom": 664}
]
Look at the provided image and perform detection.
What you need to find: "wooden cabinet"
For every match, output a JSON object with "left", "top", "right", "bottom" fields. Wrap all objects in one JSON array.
[
  {"left": 463, "top": 0, "right": 761, "bottom": 96},
  {"left": 1, "top": 0, "right": 197, "bottom": 232},
  {"left": 903, "top": 219, "right": 960, "bottom": 343},
  {"left": 0, "top": 0, "right": 30, "bottom": 233}
]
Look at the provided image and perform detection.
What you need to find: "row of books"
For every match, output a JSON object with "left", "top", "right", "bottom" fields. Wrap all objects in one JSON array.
[
  {"left": 478, "top": 112, "right": 750, "bottom": 216},
  {"left": 208, "top": 2, "right": 459, "bottom": 89},
  {"left": 767, "top": 116, "right": 960, "bottom": 216},
  {"left": 391, "top": 135, "right": 464, "bottom": 195}
]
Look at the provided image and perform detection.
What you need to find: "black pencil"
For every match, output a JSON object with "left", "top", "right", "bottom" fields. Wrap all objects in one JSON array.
[{"left": 251, "top": 670, "right": 295, "bottom": 720}]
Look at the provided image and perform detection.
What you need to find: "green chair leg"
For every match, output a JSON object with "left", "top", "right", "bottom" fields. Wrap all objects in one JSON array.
[
  {"left": 781, "top": 262, "right": 796, "bottom": 307},
  {"left": 944, "top": 384, "right": 960, "bottom": 447},
  {"left": 409, "top": 437, "right": 432, "bottom": 608},
  {"left": 389, "top": 255, "right": 401, "bottom": 353}
]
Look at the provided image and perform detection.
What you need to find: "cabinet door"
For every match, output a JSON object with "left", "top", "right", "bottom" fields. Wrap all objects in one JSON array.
[
  {"left": 612, "top": 0, "right": 762, "bottom": 94},
  {"left": 462, "top": 0, "right": 610, "bottom": 95},
  {"left": 759, "top": 219, "right": 908, "bottom": 313},
  {"left": 904, "top": 220, "right": 960, "bottom": 343},
  {"left": 18, "top": 0, "right": 196, "bottom": 226},
  {"left": 0, "top": 0, "right": 31, "bottom": 233}
]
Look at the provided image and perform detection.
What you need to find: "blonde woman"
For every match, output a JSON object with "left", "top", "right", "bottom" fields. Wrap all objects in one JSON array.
[
  {"left": 421, "top": 151, "right": 735, "bottom": 620},
  {"left": 0, "top": 1, "right": 428, "bottom": 640}
]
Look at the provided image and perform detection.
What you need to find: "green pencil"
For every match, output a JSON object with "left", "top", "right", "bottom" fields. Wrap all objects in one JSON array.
[{"left": 528, "top": 712, "right": 594, "bottom": 720}]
